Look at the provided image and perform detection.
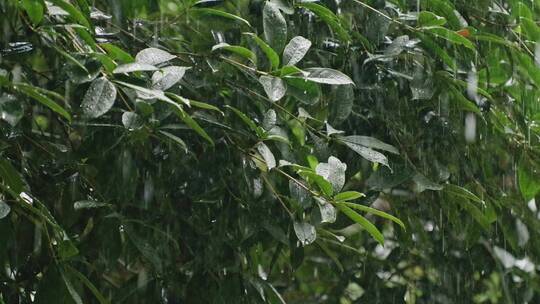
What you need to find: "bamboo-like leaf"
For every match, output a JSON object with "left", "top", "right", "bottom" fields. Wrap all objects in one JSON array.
[
  {"left": 336, "top": 203, "right": 384, "bottom": 244},
  {"left": 14, "top": 83, "right": 71, "bottom": 121},
  {"left": 340, "top": 202, "right": 405, "bottom": 229},
  {"left": 192, "top": 8, "right": 251, "bottom": 27},
  {"left": 244, "top": 33, "right": 280, "bottom": 70}
]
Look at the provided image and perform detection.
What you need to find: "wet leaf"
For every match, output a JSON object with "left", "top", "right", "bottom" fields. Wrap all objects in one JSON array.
[
  {"left": 289, "top": 180, "right": 312, "bottom": 209},
  {"left": 192, "top": 8, "right": 251, "bottom": 27},
  {"left": 339, "top": 135, "right": 399, "bottom": 154},
  {"left": 518, "top": 162, "right": 540, "bottom": 201},
  {"left": 0, "top": 93, "right": 24, "bottom": 126},
  {"left": 284, "top": 77, "right": 321, "bottom": 104},
  {"left": 244, "top": 33, "right": 280, "bottom": 70},
  {"left": 412, "top": 173, "right": 443, "bottom": 192},
  {"left": 212, "top": 43, "right": 256, "bottom": 63},
  {"left": 263, "top": 2, "right": 287, "bottom": 53},
  {"left": 293, "top": 221, "right": 316, "bottom": 246},
  {"left": 257, "top": 142, "right": 276, "bottom": 170},
  {"left": 15, "top": 84, "right": 71, "bottom": 122},
  {"left": 316, "top": 156, "right": 347, "bottom": 193},
  {"left": 304, "top": 68, "right": 354, "bottom": 85},
  {"left": 336, "top": 203, "right": 384, "bottom": 245},
  {"left": 158, "top": 130, "right": 188, "bottom": 153},
  {"left": 0, "top": 201, "right": 11, "bottom": 219},
  {"left": 283, "top": 36, "right": 311, "bottom": 66},
  {"left": 152, "top": 66, "right": 189, "bottom": 91},
  {"left": 316, "top": 198, "right": 337, "bottom": 223},
  {"left": 176, "top": 108, "right": 214, "bottom": 146},
  {"left": 121, "top": 112, "right": 143, "bottom": 130},
  {"left": 21, "top": 0, "right": 44, "bottom": 25},
  {"left": 340, "top": 202, "right": 405, "bottom": 229},
  {"left": 73, "top": 200, "right": 112, "bottom": 210},
  {"left": 418, "top": 11, "right": 446, "bottom": 27},
  {"left": 81, "top": 77, "right": 117, "bottom": 118},
  {"left": 113, "top": 63, "right": 158, "bottom": 74},
  {"left": 296, "top": 2, "right": 350, "bottom": 41},
  {"left": 334, "top": 191, "right": 365, "bottom": 202},
  {"left": 48, "top": 0, "right": 90, "bottom": 27},
  {"left": 423, "top": 26, "right": 475, "bottom": 49},
  {"left": 259, "top": 76, "right": 286, "bottom": 102},
  {"left": 330, "top": 84, "right": 353, "bottom": 124},
  {"left": 135, "top": 48, "right": 176, "bottom": 65},
  {"left": 342, "top": 141, "right": 389, "bottom": 167}
]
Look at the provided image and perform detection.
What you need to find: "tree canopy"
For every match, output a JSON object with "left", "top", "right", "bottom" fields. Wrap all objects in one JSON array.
[{"left": 1, "top": 0, "right": 540, "bottom": 303}]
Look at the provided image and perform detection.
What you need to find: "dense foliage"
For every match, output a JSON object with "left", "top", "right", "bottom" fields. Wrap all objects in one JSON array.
[{"left": 2, "top": 0, "right": 540, "bottom": 302}]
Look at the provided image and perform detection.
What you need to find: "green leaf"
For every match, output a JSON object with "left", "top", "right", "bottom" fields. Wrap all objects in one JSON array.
[
  {"left": 316, "top": 240, "right": 344, "bottom": 272},
  {"left": 280, "top": 65, "right": 305, "bottom": 77},
  {"left": 518, "top": 161, "right": 540, "bottom": 201},
  {"left": 81, "top": 77, "right": 117, "bottom": 118},
  {"left": 330, "top": 84, "right": 354, "bottom": 124},
  {"left": 283, "top": 36, "right": 312, "bottom": 66},
  {"left": 115, "top": 81, "right": 175, "bottom": 104},
  {"left": 212, "top": 43, "right": 256, "bottom": 63},
  {"left": 297, "top": 169, "right": 333, "bottom": 196},
  {"left": 342, "top": 140, "right": 389, "bottom": 167},
  {"left": 336, "top": 203, "right": 384, "bottom": 245},
  {"left": 412, "top": 173, "right": 443, "bottom": 192},
  {"left": 48, "top": 0, "right": 90, "bottom": 27},
  {"left": 58, "top": 239, "right": 79, "bottom": 259},
  {"left": 73, "top": 200, "right": 112, "bottom": 210},
  {"left": 259, "top": 76, "right": 286, "bottom": 101},
  {"left": 289, "top": 180, "right": 313, "bottom": 209},
  {"left": 65, "top": 265, "right": 111, "bottom": 304},
  {"left": 244, "top": 33, "right": 280, "bottom": 70},
  {"left": 316, "top": 198, "right": 337, "bottom": 223},
  {"left": 315, "top": 156, "right": 347, "bottom": 193},
  {"left": 60, "top": 269, "right": 83, "bottom": 304},
  {"left": 418, "top": 11, "right": 446, "bottom": 27},
  {"left": 101, "top": 43, "right": 135, "bottom": 63},
  {"left": 135, "top": 47, "right": 176, "bottom": 65},
  {"left": 188, "top": 99, "right": 223, "bottom": 114},
  {"left": 256, "top": 142, "right": 276, "bottom": 170},
  {"left": 334, "top": 191, "right": 365, "bottom": 202},
  {"left": 521, "top": 17, "right": 540, "bottom": 42},
  {"left": 0, "top": 201, "right": 10, "bottom": 219},
  {"left": 113, "top": 63, "right": 158, "bottom": 74},
  {"left": 21, "top": 0, "right": 44, "bottom": 25},
  {"left": 340, "top": 202, "right": 405, "bottom": 229},
  {"left": 122, "top": 112, "right": 143, "bottom": 130},
  {"left": 296, "top": 2, "right": 350, "bottom": 41},
  {"left": 14, "top": 83, "right": 71, "bottom": 122},
  {"left": 444, "top": 184, "right": 484, "bottom": 205},
  {"left": 270, "top": 0, "right": 294, "bottom": 14},
  {"left": 0, "top": 158, "right": 24, "bottom": 195},
  {"left": 447, "top": 85, "right": 481, "bottom": 114},
  {"left": 158, "top": 130, "right": 189, "bottom": 153},
  {"left": 293, "top": 221, "right": 316, "bottom": 246},
  {"left": 191, "top": 8, "right": 251, "bottom": 27},
  {"left": 421, "top": 0, "right": 463, "bottom": 29},
  {"left": 152, "top": 66, "right": 189, "bottom": 91},
  {"left": 284, "top": 77, "right": 321, "bottom": 104},
  {"left": 176, "top": 108, "right": 215, "bottom": 146},
  {"left": 455, "top": 197, "right": 491, "bottom": 230},
  {"left": 417, "top": 33, "right": 457, "bottom": 70},
  {"left": 339, "top": 135, "right": 399, "bottom": 154},
  {"left": 304, "top": 68, "right": 354, "bottom": 85},
  {"left": 225, "top": 105, "right": 265, "bottom": 137},
  {"left": 423, "top": 26, "right": 475, "bottom": 50},
  {"left": 263, "top": 2, "right": 288, "bottom": 53}
]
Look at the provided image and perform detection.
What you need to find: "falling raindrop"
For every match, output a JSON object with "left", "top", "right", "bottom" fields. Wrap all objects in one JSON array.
[{"left": 464, "top": 113, "right": 476, "bottom": 143}]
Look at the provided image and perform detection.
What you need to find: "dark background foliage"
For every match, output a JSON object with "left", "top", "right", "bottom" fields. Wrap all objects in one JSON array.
[{"left": 1, "top": 0, "right": 540, "bottom": 303}]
